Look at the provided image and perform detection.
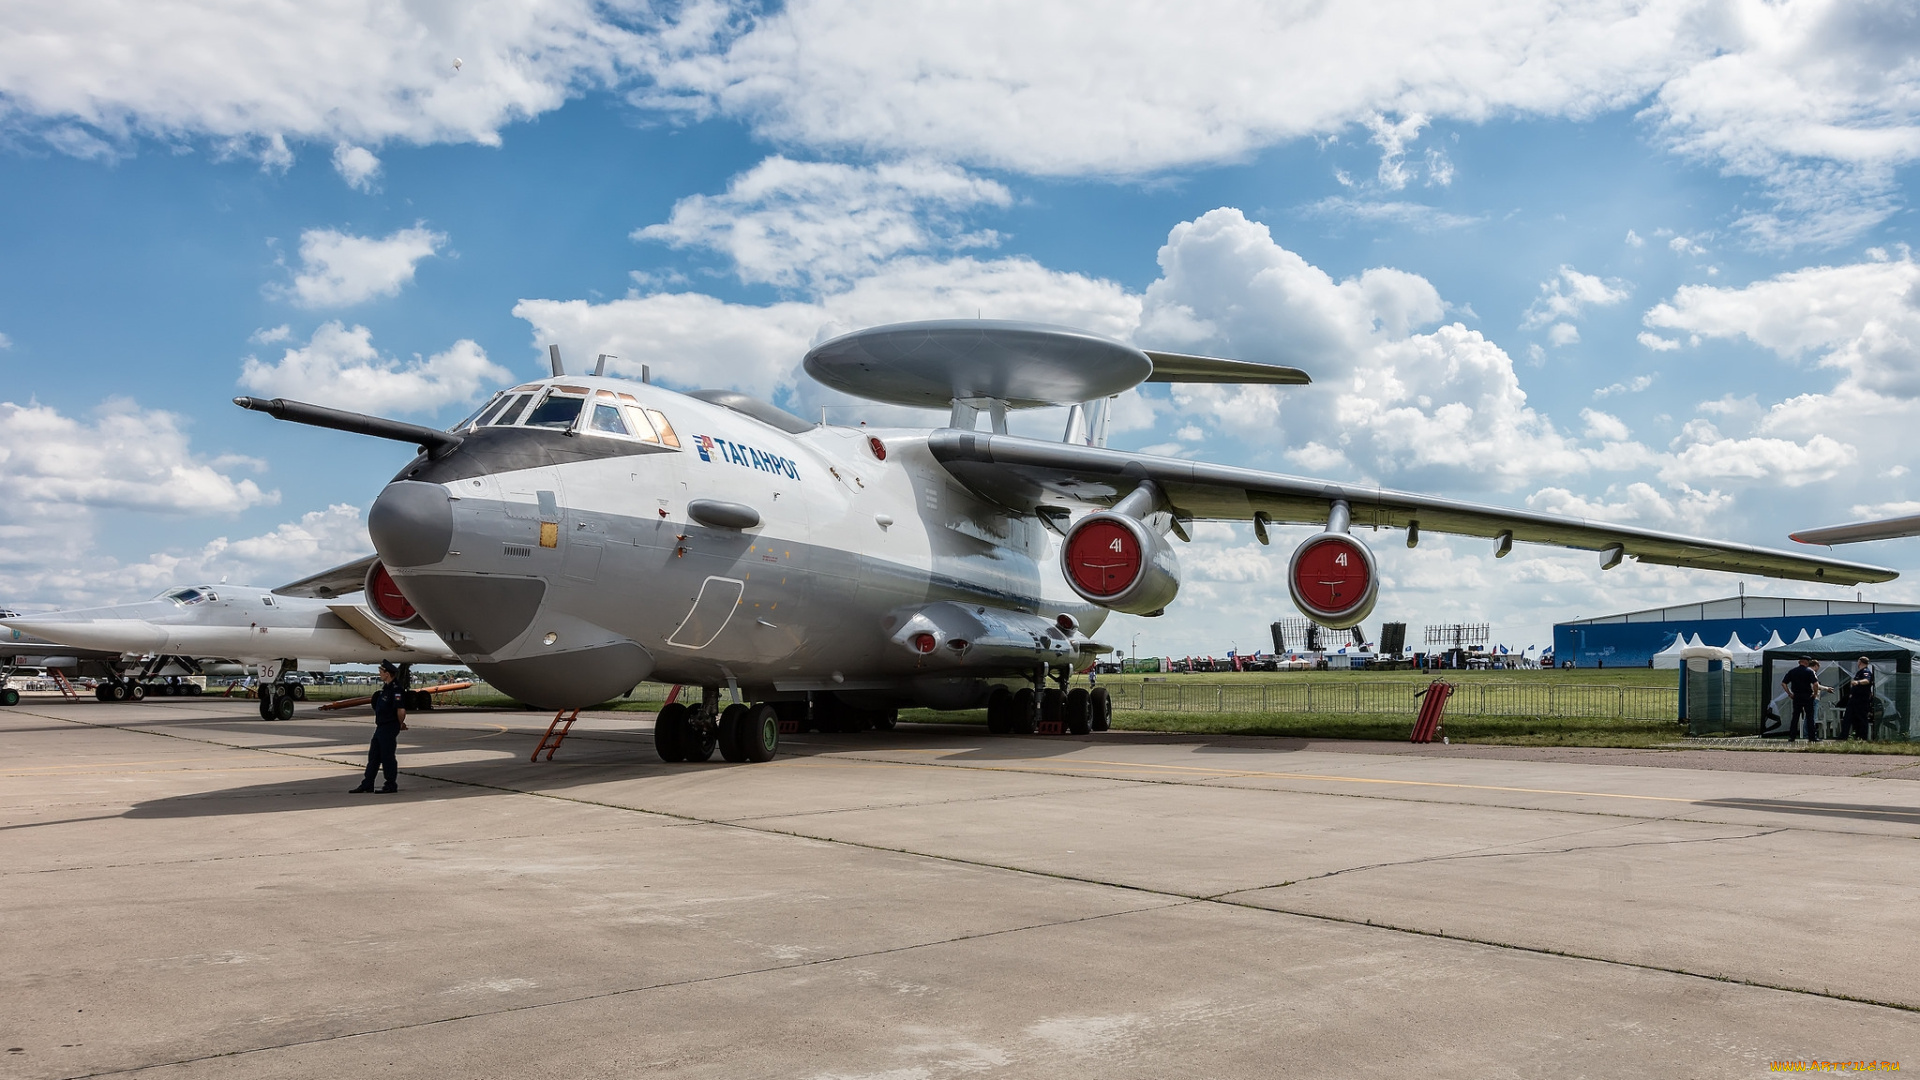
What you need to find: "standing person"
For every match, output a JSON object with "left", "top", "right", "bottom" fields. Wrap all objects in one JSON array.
[
  {"left": 1841, "top": 656, "right": 1875, "bottom": 742},
  {"left": 1779, "top": 657, "right": 1823, "bottom": 744},
  {"left": 350, "top": 662, "right": 407, "bottom": 793}
]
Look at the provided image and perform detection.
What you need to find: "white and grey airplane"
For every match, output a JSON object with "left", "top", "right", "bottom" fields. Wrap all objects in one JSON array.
[
  {"left": 236, "top": 320, "right": 1894, "bottom": 761},
  {"left": 1, "top": 582, "right": 455, "bottom": 719}
]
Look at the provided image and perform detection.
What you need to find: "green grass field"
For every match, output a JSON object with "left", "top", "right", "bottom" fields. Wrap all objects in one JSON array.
[{"left": 302, "top": 667, "right": 1916, "bottom": 753}]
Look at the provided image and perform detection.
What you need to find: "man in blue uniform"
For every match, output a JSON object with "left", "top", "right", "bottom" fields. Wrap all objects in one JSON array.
[
  {"left": 1780, "top": 656, "right": 1824, "bottom": 743},
  {"left": 1840, "top": 656, "right": 1875, "bottom": 741},
  {"left": 350, "top": 662, "right": 407, "bottom": 793}
]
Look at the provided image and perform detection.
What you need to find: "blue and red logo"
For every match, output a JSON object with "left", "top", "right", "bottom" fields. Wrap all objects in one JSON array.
[{"left": 695, "top": 434, "right": 799, "bottom": 479}]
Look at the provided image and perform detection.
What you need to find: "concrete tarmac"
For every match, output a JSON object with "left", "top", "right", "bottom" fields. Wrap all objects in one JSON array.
[{"left": 2, "top": 698, "right": 1916, "bottom": 1078}]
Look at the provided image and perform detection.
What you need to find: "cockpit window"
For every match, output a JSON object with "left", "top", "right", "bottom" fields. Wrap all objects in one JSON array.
[
  {"left": 621, "top": 405, "right": 660, "bottom": 443},
  {"left": 473, "top": 393, "right": 519, "bottom": 427},
  {"left": 645, "top": 409, "right": 680, "bottom": 448},
  {"left": 522, "top": 389, "right": 588, "bottom": 429},
  {"left": 161, "top": 587, "right": 216, "bottom": 606},
  {"left": 487, "top": 390, "right": 533, "bottom": 424},
  {"left": 588, "top": 403, "right": 630, "bottom": 436},
  {"left": 450, "top": 394, "right": 501, "bottom": 432}
]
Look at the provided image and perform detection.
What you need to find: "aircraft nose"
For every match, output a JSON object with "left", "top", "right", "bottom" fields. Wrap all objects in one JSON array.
[{"left": 369, "top": 480, "right": 455, "bottom": 567}]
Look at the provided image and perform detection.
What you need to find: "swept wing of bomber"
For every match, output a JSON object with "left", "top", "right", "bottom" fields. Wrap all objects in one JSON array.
[
  {"left": 234, "top": 320, "right": 1894, "bottom": 760},
  {"left": 0, "top": 582, "right": 455, "bottom": 719},
  {"left": 1791, "top": 513, "right": 1920, "bottom": 547}
]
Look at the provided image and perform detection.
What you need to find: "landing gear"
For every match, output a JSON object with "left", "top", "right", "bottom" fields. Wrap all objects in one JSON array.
[
  {"left": 653, "top": 701, "right": 692, "bottom": 762},
  {"left": 1089, "top": 686, "right": 1112, "bottom": 732},
  {"left": 1010, "top": 688, "right": 1037, "bottom": 734},
  {"left": 1, "top": 687, "right": 17, "bottom": 707},
  {"left": 96, "top": 685, "right": 112, "bottom": 703},
  {"left": 1064, "top": 687, "right": 1090, "bottom": 735},
  {"left": 130, "top": 683, "right": 146, "bottom": 702},
  {"left": 985, "top": 686, "right": 1013, "bottom": 734},
  {"left": 657, "top": 692, "right": 781, "bottom": 765},
  {"left": 717, "top": 702, "right": 752, "bottom": 762}
]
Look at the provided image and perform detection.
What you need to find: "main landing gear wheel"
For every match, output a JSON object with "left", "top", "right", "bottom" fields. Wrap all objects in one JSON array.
[
  {"left": 868, "top": 708, "right": 897, "bottom": 732},
  {"left": 718, "top": 702, "right": 752, "bottom": 762},
  {"left": 110, "top": 683, "right": 130, "bottom": 702},
  {"left": 1064, "top": 687, "right": 1090, "bottom": 735},
  {"left": 654, "top": 702, "right": 692, "bottom": 762},
  {"left": 1010, "top": 688, "right": 1037, "bottom": 735},
  {"left": 130, "top": 683, "right": 146, "bottom": 702},
  {"left": 291, "top": 683, "right": 307, "bottom": 702},
  {"left": 273, "top": 694, "right": 295, "bottom": 721},
  {"left": 1, "top": 688, "right": 18, "bottom": 707},
  {"left": 985, "top": 686, "right": 1012, "bottom": 735},
  {"left": 95, "top": 685, "right": 112, "bottom": 703},
  {"left": 1089, "top": 687, "right": 1112, "bottom": 732},
  {"left": 744, "top": 703, "right": 780, "bottom": 763},
  {"left": 258, "top": 690, "right": 275, "bottom": 721}
]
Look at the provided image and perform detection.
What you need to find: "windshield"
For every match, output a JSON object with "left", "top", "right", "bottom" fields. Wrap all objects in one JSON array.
[
  {"left": 522, "top": 390, "right": 588, "bottom": 429},
  {"left": 450, "top": 394, "right": 501, "bottom": 432}
]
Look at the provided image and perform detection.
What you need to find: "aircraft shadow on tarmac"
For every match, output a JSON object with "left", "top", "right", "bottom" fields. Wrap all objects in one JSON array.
[{"left": 1694, "top": 797, "right": 1920, "bottom": 825}]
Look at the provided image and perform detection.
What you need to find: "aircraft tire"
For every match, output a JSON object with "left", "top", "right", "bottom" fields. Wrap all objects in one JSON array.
[
  {"left": 291, "top": 683, "right": 308, "bottom": 702},
  {"left": 109, "top": 683, "right": 128, "bottom": 702},
  {"left": 258, "top": 689, "right": 275, "bottom": 720},
  {"left": 1064, "top": 688, "right": 1090, "bottom": 735},
  {"left": 1, "top": 687, "right": 19, "bottom": 706},
  {"left": 1089, "top": 687, "right": 1112, "bottom": 732},
  {"left": 95, "top": 685, "right": 112, "bottom": 702},
  {"left": 985, "top": 686, "right": 1012, "bottom": 734},
  {"left": 273, "top": 695, "right": 296, "bottom": 721},
  {"left": 189, "top": 684, "right": 204, "bottom": 696},
  {"left": 686, "top": 717, "right": 717, "bottom": 762},
  {"left": 131, "top": 684, "right": 146, "bottom": 702},
  {"left": 744, "top": 703, "right": 780, "bottom": 763},
  {"left": 718, "top": 703, "right": 752, "bottom": 762},
  {"left": 869, "top": 708, "right": 897, "bottom": 731},
  {"left": 653, "top": 702, "right": 691, "bottom": 762},
  {"left": 1011, "top": 688, "right": 1036, "bottom": 735}
]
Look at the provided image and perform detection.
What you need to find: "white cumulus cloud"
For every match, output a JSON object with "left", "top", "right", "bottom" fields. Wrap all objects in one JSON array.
[
  {"left": 0, "top": 398, "right": 274, "bottom": 514},
  {"left": 1521, "top": 265, "right": 1632, "bottom": 329},
  {"left": 273, "top": 226, "right": 446, "bottom": 308},
  {"left": 634, "top": 156, "right": 1012, "bottom": 290},
  {"left": 239, "top": 321, "right": 511, "bottom": 414},
  {"left": 332, "top": 144, "right": 382, "bottom": 191}
]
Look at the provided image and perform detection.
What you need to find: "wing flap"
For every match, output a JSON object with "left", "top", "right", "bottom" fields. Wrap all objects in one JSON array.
[
  {"left": 927, "top": 431, "right": 1896, "bottom": 587},
  {"left": 326, "top": 604, "right": 407, "bottom": 650}
]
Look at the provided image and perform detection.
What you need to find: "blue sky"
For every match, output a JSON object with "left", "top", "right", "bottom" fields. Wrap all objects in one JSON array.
[{"left": 3, "top": 0, "right": 1919, "bottom": 655}]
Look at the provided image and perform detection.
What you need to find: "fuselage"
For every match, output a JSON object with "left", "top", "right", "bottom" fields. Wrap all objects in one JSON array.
[{"left": 370, "top": 375, "right": 1107, "bottom": 709}]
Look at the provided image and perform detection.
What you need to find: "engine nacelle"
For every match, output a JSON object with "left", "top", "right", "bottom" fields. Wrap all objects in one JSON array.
[
  {"left": 1060, "top": 511, "right": 1181, "bottom": 616},
  {"left": 362, "top": 560, "right": 433, "bottom": 631},
  {"left": 1287, "top": 531, "right": 1378, "bottom": 629}
]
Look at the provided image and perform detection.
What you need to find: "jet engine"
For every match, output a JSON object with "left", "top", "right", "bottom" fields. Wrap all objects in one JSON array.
[
  {"left": 362, "top": 560, "right": 433, "bottom": 631},
  {"left": 1287, "top": 529, "right": 1378, "bottom": 629},
  {"left": 1060, "top": 510, "right": 1181, "bottom": 616}
]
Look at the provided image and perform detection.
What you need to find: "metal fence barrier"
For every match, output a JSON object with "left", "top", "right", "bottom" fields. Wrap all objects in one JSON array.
[{"left": 1102, "top": 681, "right": 1677, "bottom": 720}]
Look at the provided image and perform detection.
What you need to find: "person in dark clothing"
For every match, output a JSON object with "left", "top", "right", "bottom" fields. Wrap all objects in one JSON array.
[
  {"left": 1779, "top": 657, "right": 1825, "bottom": 743},
  {"left": 1840, "top": 656, "right": 1875, "bottom": 742},
  {"left": 350, "top": 662, "right": 408, "bottom": 793}
]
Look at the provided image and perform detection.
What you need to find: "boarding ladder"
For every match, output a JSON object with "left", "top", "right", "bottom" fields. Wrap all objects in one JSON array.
[
  {"left": 49, "top": 670, "right": 82, "bottom": 700},
  {"left": 531, "top": 709, "right": 581, "bottom": 762}
]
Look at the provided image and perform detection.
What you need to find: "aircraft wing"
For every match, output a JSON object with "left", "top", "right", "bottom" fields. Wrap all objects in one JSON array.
[
  {"left": 1791, "top": 513, "right": 1920, "bottom": 546},
  {"left": 926, "top": 431, "right": 1897, "bottom": 586},
  {"left": 274, "top": 554, "right": 377, "bottom": 598}
]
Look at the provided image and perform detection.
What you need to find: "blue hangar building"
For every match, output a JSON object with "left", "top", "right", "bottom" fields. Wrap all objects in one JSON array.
[{"left": 1554, "top": 594, "right": 1920, "bottom": 668}]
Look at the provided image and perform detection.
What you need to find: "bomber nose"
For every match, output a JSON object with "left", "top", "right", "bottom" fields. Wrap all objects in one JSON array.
[{"left": 368, "top": 481, "right": 455, "bottom": 567}]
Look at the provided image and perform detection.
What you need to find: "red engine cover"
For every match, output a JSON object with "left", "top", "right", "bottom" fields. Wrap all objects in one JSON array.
[
  {"left": 368, "top": 563, "right": 417, "bottom": 623},
  {"left": 1064, "top": 518, "right": 1143, "bottom": 598},
  {"left": 1291, "top": 534, "right": 1372, "bottom": 617}
]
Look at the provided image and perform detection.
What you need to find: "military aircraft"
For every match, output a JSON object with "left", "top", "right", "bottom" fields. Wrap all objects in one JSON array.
[
  {"left": 0, "top": 612, "right": 135, "bottom": 706},
  {"left": 0, "top": 582, "right": 455, "bottom": 719},
  {"left": 235, "top": 320, "right": 1894, "bottom": 761}
]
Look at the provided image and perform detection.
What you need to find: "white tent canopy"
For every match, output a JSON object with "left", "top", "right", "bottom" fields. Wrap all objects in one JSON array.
[{"left": 1652, "top": 633, "right": 1690, "bottom": 669}]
